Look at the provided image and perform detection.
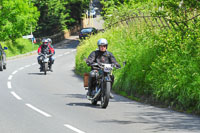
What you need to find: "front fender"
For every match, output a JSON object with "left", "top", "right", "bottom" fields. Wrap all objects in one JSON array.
[{"left": 104, "top": 75, "right": 112, "bottom": 82}]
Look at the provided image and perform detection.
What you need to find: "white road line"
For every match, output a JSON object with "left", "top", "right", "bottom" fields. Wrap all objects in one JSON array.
[
  {"left": 12, "top": 70, "right": 18, "bottom": 75},
  {"left": 32, "top": 63, "right": 37, "bottom": 65},
  {"left": 64, "top": 124, "right": 86, "bottom": 133},
  {"left": 58, "top": 54, "right": 63, "bottom": 57},
  {"left": 7, "top": 82, "right": 12, "bottom": 89},
  {"left": 10, "top": 91, "right": 22, "bottom": 100},
  {"left": 71, "top": 49, "right": 76, "bottom": 52},
  {"left": 8, "top": 75, "right": 13, "bottom": 80},
  {"left": 25, "top": 65, "right": 31, "bottom": 68},
  {"left": 25, "top": 104, "right": 52, "bottom": 117},
  {"left": 64, "top": 52, "right": 70, "bottom": 55},
  {"left": 19, "top": 67, "right": 24, "bottom": 70}
]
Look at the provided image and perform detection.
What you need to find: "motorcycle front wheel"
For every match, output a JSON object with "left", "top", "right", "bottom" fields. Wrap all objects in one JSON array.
[
  {"left": 100, "top": 82, "right": 111, "bottom": 108},
  {"left": 0, "top": 61, "right": 3, "bottom": 71},
  {"left": 44, "top": 62, "right": 48, "bottom": 75}
]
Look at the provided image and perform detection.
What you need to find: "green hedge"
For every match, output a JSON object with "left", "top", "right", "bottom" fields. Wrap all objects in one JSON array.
[{"left": 76, "top": 21, "right": 200, "bottom": 114}]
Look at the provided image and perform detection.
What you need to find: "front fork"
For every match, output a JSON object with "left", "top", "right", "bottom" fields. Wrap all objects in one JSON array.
[{"left": 101, "top": 74, "right": 112, "bottom": 93}]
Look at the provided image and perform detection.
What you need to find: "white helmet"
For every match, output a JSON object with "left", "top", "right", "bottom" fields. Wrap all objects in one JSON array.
[
  {"left": 42, "top": 38, "right": 48, "bottom": 45},
  {"left": 47, "top": 38, "right": 52, "bottom": 43},
  {"left": 97, "top": 38, "right": 108, "bottom": 46}
]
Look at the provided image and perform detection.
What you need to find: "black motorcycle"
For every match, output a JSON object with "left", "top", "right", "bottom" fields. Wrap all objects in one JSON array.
[
  {"left": 86, "top": 63, "right": 116, "bottom": 108},
  {"left": 40, "top": 53, "right": 52, "bottom": 75}
]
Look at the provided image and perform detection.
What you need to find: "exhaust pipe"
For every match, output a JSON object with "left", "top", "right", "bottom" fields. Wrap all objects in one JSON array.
[{"left": 89, "top": 89, "right": 101, "bottom": 101}]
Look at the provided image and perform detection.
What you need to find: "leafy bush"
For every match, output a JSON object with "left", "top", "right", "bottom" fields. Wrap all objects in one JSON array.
[{"left": 145, "top": 27, "right": 200, "bottom": 111}]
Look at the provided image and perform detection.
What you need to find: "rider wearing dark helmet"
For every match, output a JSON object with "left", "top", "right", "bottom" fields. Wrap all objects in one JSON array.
[
  {"left": 86, "top": 38, "right": 121, "bottom": 98},
  {"left": 37, "top": 38, "right": 55, "bottom": 72}
]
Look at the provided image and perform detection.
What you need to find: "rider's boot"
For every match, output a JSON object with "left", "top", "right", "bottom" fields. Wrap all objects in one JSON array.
[
  {"left": 110, "top": 92, "right": 114, "bottom": 99},
  {"left": 40, "top": 64, "right": 43, "bottom": 72},
  {"left": 87, "top": 89, "right": 92, "bottom": 98},
  {"left": 49, "top": 64, "right": 53, "bottom": 72}
]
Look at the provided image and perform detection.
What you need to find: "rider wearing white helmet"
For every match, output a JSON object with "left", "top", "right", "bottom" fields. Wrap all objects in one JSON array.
[
  {"left": 47, "top": 38, "right": 52, "bottom": 44},
  {"left": 86, "top": 38, "right": 120, "bottom": 98},
  {"left": 37, "top": 38, "right": 55, "bottom": 72}
]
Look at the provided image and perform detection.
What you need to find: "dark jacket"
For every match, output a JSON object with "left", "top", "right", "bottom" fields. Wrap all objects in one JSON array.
[{"left": 86, "top": 50, "right": 120, "bottom": 68}]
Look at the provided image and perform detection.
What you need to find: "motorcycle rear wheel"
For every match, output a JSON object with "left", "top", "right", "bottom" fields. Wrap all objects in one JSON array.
[{"left": 100, "top": 82, "right": 111, "bottom": 108}]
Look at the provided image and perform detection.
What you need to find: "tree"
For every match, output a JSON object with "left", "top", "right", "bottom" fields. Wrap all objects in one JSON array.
[
  {"left": 33, "top": 0, "right": 69, "bottom": 37},
  {"left": 0, "top": 0, "right": 40, "bottom": 41},
  {"left": 66, "top": 0, "right": 90, "bottom": 27},
  {"left": 33, "top": 0, "right": 90, "bottom": 37}
]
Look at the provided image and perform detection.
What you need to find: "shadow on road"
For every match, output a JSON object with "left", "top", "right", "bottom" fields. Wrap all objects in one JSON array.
[
  {"left": 28, "top": 72, "right": 45, "bottom": 75},
  {"left": 59, "top": 93, "right": 102, "bottom": 109},
  {"left": 53, "top": 36, "right": 80, "bottom": 50},
  {"left": 98, "top": 112, "right": 200, "bottom": 132},
  {"left": 97, "top": 99, "right": 200, "bottom": 133},
  {"left": 71, "top": 69, "right": 83, "bottom": 82},
  {"left": 67, "top": 102, "right": 100, "bottom": 109}
]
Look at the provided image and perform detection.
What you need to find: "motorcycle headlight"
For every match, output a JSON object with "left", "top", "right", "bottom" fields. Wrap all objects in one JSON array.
[{"left": 103, "top": 64, "right": 112, "bottom": 72}]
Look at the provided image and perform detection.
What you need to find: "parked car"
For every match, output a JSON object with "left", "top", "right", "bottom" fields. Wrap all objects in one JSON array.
[
  {"left": 0, "top": 43, "right": 7, "bottom": 71},
  {"left": 79, "top": 27, "right": 98, "bottom": 39}
]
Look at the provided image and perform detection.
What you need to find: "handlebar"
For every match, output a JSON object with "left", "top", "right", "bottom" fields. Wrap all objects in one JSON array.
[{"left": 91, "top": 63, "right": 118, "bottom": 69}]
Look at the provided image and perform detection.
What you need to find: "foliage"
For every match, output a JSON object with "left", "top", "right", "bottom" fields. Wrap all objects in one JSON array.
[
  {"left": 33, "top": 0, "right": 69, "bottom": 37},
  {"left": 76, "top": 11, "right": 200, "bottom": 114},
  {"left": 145, "top": 24, "right": 200, "bottom": 111},
  {"left": 100, "top": 0, "right": 156, "bottom": 27},
  {"left": 100, "top": 0, "right": 200, "bottom": 29},
  {"left": 66, "top": 0, "right": 90, "bottom": 26},
  {"left": 0, "top": 0, "right": 39, "bottom": 41},
  {"left": 33, "top": 0, "right": 90, "bottom": 37},
  {"left": 152, "top": 0, "right": 200, "bottom": 32}
]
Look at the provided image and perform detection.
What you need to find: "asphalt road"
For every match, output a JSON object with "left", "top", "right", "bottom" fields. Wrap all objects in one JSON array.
[{"left": 0, "top": 36, "right": 200, "bottom": 133}]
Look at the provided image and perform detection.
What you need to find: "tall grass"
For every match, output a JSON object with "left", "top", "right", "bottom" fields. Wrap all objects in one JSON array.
[{"left": 76, "top": 19, "right": 200, "bottom": 114}]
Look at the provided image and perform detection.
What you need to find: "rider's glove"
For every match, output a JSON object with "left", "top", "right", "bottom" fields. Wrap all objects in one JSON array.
[{"left": 115, "top": 64, "right": 121, "bottom": 69}]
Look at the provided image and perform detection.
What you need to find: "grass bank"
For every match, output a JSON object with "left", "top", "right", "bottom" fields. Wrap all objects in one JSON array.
[
  {"left": 1, "top": 38, "right": 40, "bottom": 57},
  {"left": 76, "top": 21, "right": 200, "bottom": 114}
]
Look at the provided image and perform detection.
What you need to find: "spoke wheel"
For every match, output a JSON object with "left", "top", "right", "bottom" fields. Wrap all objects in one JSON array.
[
  {"left": 100, "top": 82, "right": 111, "bottom": 108},
  {"left": 44, "top": 63, "right": 48, "bottom": 75}
]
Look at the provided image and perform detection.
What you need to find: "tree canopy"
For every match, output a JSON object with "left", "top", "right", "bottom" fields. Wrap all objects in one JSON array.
[
  {"left": 0, "top": 0, "right": 40, "bottom": 41},
  {"left": 33, "top": 0, "right": 90, "bottom": 37}
]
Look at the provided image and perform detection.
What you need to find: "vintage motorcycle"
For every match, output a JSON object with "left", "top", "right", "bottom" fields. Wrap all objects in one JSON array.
[
  {"left": 85, "top": 63, "right": 116, "bottom": 108},
  {"left": 40, "top": 53, "right": 52, "bottom": 75}
]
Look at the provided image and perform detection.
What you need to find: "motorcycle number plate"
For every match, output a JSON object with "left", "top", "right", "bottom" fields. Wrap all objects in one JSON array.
[{"left": 44, "top": 58, "right": 49, "bottom": 62}]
